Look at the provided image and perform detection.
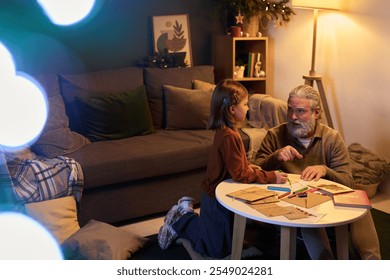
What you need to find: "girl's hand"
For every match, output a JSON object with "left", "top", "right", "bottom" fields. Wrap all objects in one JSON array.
[
  {"left": 249, "top": 164, "right": 262, "bottom": 171},
  {"left": 275, "top": 170, "right": 288, "bottom": 184}
]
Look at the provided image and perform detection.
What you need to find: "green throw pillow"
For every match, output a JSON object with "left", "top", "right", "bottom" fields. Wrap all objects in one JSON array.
[{"left": 74, "top": 86, "right": 154, "bottom": 141}]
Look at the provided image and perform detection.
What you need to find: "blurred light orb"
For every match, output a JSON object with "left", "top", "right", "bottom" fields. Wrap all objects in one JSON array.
[
  {"left": 0, "top": 43, "right": 47, "bottom": 148},
  {"left": 0, "top": 212, "right": 63, "bottom": 260},
  {"left": 38, "top": 0, "right": 96, "bottom": 26}
]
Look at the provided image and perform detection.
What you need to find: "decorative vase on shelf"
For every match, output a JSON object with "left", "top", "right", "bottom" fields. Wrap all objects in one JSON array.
[
  {"left": 243, "top": 15, "right": 260, "bottom": 37},
  {"left": 234, "top": 66, "right": 245, "bottom": 78}
]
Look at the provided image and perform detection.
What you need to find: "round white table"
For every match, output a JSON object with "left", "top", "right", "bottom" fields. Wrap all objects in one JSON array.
[{"left": 215, "top": 174, "right": 368, "bottom": 260}]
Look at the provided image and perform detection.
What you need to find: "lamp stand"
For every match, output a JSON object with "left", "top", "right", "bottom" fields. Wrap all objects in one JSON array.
[
  {"left": 303, "top": 9, "right": 334, "bottom": 129},
  {"left": 302, "top": 75, "right": 334, "bottom": 128}
]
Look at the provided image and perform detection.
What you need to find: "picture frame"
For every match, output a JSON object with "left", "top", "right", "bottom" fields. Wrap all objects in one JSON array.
[{"left": 152, "top": 14, "right": 192, "bottom": 67}]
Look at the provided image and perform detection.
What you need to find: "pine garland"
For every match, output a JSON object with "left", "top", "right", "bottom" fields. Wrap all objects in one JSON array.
[{"left": 215, "top": 0, "right": 295, "bottom": 28}]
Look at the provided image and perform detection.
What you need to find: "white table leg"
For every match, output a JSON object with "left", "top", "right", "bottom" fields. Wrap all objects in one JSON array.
[
  {"left": 280, "top": 226, "right": 296, "bottom": 260},
  {"left": 231, "top": 213, "right": 247, "bottom": 260},
  {"left": 335, "top": 224, "right": 349, "bottom": 260}
]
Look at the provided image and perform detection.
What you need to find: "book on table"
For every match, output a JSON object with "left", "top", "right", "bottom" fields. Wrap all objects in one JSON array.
[
  {"left": 332, "top": 189, "right": 372, "bottom": 209},
  {"left": 315, "top": 183, "right": 354, "bottom": 195}
]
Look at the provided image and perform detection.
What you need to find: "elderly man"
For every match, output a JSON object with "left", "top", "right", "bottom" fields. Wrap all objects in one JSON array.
[{"left": 254, "top": 84, "right": 381, "bottom": 260}]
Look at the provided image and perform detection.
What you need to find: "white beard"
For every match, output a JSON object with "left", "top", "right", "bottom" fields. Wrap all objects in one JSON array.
[{"left": 287, "top": 115, "right": 316, "bottom": 138}]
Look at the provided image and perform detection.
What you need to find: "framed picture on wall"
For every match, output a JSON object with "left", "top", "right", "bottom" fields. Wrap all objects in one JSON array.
[{"left": 152, "top": 14, "right": 192, "bottom": 67}]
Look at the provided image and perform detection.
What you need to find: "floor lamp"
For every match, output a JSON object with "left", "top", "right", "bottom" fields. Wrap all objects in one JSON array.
[{"left": 292, "top": 0, "right": 341, "bottom": 129}]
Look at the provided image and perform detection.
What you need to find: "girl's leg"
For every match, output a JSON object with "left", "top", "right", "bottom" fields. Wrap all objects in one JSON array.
[{"left": 173, "top": 192, "right": 233, "bottom": 258}]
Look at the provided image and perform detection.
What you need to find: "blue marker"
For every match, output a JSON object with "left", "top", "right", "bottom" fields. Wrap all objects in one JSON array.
[{"left": 267, "top": 186, "right": 291, "bottom": 192}]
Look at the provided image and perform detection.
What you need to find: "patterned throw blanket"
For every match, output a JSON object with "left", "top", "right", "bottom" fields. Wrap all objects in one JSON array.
[{"left": 11, "top": 156, "right": 84, "bottom": 204}]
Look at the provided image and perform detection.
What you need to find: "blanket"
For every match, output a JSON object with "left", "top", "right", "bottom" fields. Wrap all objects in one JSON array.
[
  {"left": 243, "top": 94, "right": 288, "bottom": 162},
  {"left": 248, "top": 94, "right": 287, "bottom": 129},
  {"left": 11, "top": 156, "right": 84, "bottom": 203},
  {"left": 348, "top": 143, "right": 389, "bottom": 185},
  {"left": 241, "top": 127, "right": 267, "bottom": 163}
]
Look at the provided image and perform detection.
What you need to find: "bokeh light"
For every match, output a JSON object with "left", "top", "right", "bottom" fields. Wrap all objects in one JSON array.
[
  {"left": 0, "top": 212, "right": 63, "bottom": 259},
  {"left": 37, "top": 0, "right": 96, "bottom": 26},
  {"left": 0, "top": 43, "right": 47, "bottom": 148}
]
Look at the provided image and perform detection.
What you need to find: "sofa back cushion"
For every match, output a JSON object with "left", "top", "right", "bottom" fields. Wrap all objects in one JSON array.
[
  {"left": 59, "top": 67, "right": 144, "bottom": 134},
  {"left": 163, "top": 85, "right": 212, "bottom": 130},
  {"left": 31, "top": 74, "right": 90, "bottom": 157},
  {"left": 143, "top": 66, "right": 214, "bottom": 128},
  {"left": 74, "top": 86, "right": 154, "bottom": 141}
]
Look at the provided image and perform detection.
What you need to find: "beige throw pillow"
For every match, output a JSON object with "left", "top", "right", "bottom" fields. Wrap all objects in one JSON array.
[
  {"left": 163, "top": 85, "right": 213, "bottom": 130},
  {"left": 25, "top": 196, "right": 80, "bottom": 244}
]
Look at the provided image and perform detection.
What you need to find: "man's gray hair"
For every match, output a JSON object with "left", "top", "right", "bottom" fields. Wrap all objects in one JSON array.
[{"left": 288, "top": 85, "right": 322, "bottom": 111}]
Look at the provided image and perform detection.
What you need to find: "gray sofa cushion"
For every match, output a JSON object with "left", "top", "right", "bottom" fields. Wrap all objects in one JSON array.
[
  {"left": 31, "top": 74, "right": 90, "bottom": 157},
  {"left": 62, "top": 219, "right": 147, "bottom": 260},
  {"left": 163, "top": 85, "right": 212, "bottom": 130},
  {"left": 67, "top": 129, "right": 215, "bottom": 189},
  {"left": 59, "top": 67, "right": 144, "bottom": 134},
  {"left": 143, "top": 66, "right": 215, "bottom": 128}
]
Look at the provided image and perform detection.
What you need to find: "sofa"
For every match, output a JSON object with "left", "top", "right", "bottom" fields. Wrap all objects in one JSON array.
[{"left": 14, "top": 65, "right": 250, "bottom": 226}]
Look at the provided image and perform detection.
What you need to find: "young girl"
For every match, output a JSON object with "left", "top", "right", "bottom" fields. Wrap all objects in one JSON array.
[{"left": 158, "top": 79, "right": 287, "bottom": 258}]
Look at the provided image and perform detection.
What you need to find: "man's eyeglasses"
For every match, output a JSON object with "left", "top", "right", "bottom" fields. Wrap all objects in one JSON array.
[{"left": 287, "top": 107, "right": 310, "bottom": 116}]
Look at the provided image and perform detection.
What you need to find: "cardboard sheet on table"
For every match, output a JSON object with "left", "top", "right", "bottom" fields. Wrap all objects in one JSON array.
[
  {"left": 226, "top": 186, "right": 275, "bottom": 202},
  {"left": 283, "top": 206, "right": 313, "bottom": 220},
  {"left": 282, "top": 192, "right": 331, "bottom": 208},
  {"left": 249, "top": 203, "right": 292, "bottom": 217}
]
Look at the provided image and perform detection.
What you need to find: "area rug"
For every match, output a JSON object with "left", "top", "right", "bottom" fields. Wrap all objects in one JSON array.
[
  {"left": 129, "top": 223, "right": 304, "bottom": 260},
  {"left": 130, "top": 235, "right": 263, "bottom": 260},
  {"left": 129, "top": 234, "right": 191, "bottom": 260}
]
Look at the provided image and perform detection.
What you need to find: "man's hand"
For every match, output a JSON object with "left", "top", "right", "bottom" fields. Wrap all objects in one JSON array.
[
  {"left": 301, "top": 165, "right": 327, "bottom": 181},
  {"left": 276, "top": 146, "right": 303, "bottom": 162}
]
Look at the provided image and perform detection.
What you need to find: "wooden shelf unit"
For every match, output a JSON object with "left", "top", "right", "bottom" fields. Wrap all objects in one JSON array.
[{"left": 212, "top": 36, "right": 268, "bottom": 94}]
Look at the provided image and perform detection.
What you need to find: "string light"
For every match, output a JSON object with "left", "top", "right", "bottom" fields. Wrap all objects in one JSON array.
[{"left": 216, "top": 0, "right": 295, "bottom": 28}]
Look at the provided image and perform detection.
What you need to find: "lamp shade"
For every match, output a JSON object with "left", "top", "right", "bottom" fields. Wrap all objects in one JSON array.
[{"left": 292, "top": 0, "right": 340, "bottom": 10}]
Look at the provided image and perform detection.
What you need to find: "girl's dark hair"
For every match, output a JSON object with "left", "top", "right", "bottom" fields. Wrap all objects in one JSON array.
[{"left": 208, "top": 79, "right": 248, "bottom": 130}]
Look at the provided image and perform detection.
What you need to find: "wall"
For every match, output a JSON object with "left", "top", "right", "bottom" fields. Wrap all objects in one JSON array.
[
  {"left": 264, "top": 0, "right": 390, "bottom": 160},
  {"left": 0, "top": 0, "right": 221, "bottom": 74}
]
